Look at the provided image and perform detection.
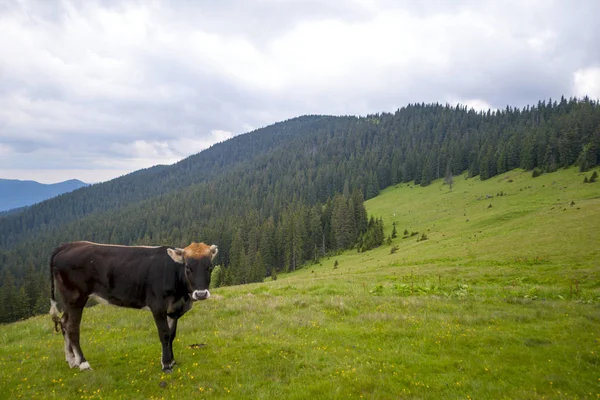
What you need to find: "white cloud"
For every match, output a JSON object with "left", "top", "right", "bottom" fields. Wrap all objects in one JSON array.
[
  {"left": 0, "top": 0, "right": 599, "bottom": 183},
  {"left": 450, "top": 98, "right": 494, "bottom": 113},
  {"left": 527, "top": 29, "right": 557, "bottom": 53},
  {"left": 0, "top": 143, "right": 11, "bottom": 156},
  {"left": 573, "top": 67, "right": 600, "bottom": 99}
]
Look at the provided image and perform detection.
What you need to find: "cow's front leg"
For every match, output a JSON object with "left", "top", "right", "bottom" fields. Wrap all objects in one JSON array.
[
  {"left": 153, "top": 311, "right": 175, "bottom": 372},
  {"left": 167, "top": 316, "right": 178, "bottom": 367}
]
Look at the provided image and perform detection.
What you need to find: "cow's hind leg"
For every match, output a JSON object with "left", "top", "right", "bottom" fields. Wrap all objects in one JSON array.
[
  {"left": 64, "top": 304, "right": 92, "bottom": 370},
  {"left": 60, "top": 311, "right": 76, "bottom": 367}
]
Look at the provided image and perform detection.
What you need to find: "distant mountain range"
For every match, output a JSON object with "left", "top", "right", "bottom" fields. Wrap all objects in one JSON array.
[{"left": 0, "top": 178, "right": 88, "bottom": 212}]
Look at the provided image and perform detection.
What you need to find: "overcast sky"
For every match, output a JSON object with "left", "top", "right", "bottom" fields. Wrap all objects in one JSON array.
[{"left": 1, "top": 0, "right": 599, "bottom": 183}]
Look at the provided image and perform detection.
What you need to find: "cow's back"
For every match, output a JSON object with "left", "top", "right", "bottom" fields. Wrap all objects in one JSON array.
[{"left": 51, "top": 242, "right": 181, "bottom": 309}]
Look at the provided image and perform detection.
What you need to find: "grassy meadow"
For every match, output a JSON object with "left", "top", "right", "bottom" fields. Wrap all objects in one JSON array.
[{"left": 1, "top": 168, "right": 599, "bottom": 399}]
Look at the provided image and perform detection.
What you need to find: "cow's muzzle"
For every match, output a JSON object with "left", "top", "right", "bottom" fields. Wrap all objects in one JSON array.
[{"left": 192, "top": 289, "right": 211, "bottom": 301}]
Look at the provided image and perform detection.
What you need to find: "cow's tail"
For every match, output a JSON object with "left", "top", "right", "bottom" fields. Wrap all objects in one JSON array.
[{"left": 49, "top": 245, "right": 64, "bottom": 333}]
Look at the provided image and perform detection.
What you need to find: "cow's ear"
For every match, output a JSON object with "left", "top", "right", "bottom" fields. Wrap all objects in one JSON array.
[
  {"left": 210, "top": 245, "right": 218, "bottom": 260},
  {"left": 167, "top": 248, "right": 185, "bottom": 264}
]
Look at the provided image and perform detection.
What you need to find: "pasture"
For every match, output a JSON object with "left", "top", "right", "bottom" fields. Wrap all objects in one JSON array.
[{"left": 1, "top": 168, "right": 599, "bottom": 399}]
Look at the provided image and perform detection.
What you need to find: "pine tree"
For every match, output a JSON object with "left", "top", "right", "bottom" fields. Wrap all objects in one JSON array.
[
  {"left": 307, "top": 206, "right": 323, "bottom": 261},
  {"left": 22, "top": 264, "right": 39, "bottom": 312},
  {"left": 15, "top": 287, "right": 30, "bottom": 320},
  {"left": 228, "top": 230, "right": 245, "bottom": 285},
  {"left": 420, "top": 154, "right": 435, "bottom": 186},
  {"left": 444, "top": 161, "right": 454, "bottom": 190},
  {"left": 366, "top": 171, "right": 380, "bottom": 199},
  {"left": 0, "top": 271, "right": 18, "bottom": 322},
  {"left": 357, "top": 216, "right": 385, "bottom": 252},
  {"left": 331, "top": 194, "right": 353, "bottom": 250},
  {"left": 259, "top": 218, "right": 277, "bottom": 277},
  {"left": 251, "top": 250, "right": 266, "bottom": 283},
  {"left": 351, "top": 189, "right": 368, "bottom": 236},
  {"left": 577, "top": 143, "right": 595, "bottom": 172}
]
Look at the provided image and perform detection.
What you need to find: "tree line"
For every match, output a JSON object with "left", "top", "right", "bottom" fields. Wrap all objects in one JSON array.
[{"left": 0, "top": 188, "right": 379, "bottom": 323}]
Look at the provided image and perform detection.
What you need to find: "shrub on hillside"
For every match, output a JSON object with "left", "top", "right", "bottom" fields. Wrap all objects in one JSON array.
[
  {"left": 210, "top": 265, "right": 223, "bottom": 289},
  {"left": 357, "top": 217, "right": 385, "bottom": 252}
]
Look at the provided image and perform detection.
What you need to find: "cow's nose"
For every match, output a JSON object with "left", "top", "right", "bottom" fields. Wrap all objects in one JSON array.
[{"left": 192, "top": 289, "right": 210, "bottom": 301}]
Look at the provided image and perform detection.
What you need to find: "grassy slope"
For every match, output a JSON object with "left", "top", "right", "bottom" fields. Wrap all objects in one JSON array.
[{"left": 1, "top": 168, "right": 599, "bottom": 399}]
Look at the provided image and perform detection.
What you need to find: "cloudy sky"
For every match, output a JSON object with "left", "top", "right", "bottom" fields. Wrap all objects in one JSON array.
[{"left": 1, "top": 0, "right": 599, "bottom": 183}]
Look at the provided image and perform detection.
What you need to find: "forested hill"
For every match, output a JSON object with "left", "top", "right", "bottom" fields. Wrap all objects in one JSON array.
[
  {"left": 0, "top": 115, "right": 343, "bottom": 249},
  {"left": 1, "top": 97, "right": 599, "bottom": 323}
]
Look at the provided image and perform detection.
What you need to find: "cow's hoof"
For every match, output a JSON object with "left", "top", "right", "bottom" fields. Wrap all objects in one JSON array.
[
  {"left": 162, "top": 359, "right": 176, "bottom": 368},
  {"left": 79, "top": 361, "right": 92, "bottom": 371},
  {"left": 161, "top": 361, "right": 175, "bottom": 373}
]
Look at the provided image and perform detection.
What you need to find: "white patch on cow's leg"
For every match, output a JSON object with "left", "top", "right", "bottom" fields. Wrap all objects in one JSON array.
[
  {"left": 79, "top": 361, "right": 92, "bottom": 371},
  {"left": 64, "top": 336, "right": 76, "bottom": 367},
  {"left": 71, "top": 350, "right": 82, "bottom": 368},
  {"left": 167, "top": 316, "right": 175, "bottom": 331},
  {"left": 71, "top": 348, "right": 92, "bottom": 371},
  {"left": 161, "top": 360, "right": 173, "bottom": 372},
  {"left": 49, "top": 300, "right": 60, "bottom": 320}
]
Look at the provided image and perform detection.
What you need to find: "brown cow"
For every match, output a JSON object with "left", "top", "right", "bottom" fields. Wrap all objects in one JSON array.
[{"left": 49, "top": 241, "right": 217, "bottom": 372}]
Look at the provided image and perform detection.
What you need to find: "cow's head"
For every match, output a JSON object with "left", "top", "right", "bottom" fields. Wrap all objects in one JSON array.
[{"left": 167, "top": 242, "right": 218, "bottom": 301}]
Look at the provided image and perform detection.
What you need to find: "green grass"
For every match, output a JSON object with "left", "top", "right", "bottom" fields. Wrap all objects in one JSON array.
[{"left": 1, "top": 168, "right": 599, "bottom": 399}]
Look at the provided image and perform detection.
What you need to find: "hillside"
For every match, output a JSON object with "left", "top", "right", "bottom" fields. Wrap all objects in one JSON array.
[
  {"left": 0, "top": 178, "right": 88, "bottom": 212},
  {"left": 1, "top": 98, "right": 600, "bottom": 324},
  {"left": 0, "top": 168, "right": 598, "bottom": 399}
]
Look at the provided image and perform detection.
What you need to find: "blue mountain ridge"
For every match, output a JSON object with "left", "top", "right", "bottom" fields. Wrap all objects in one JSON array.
[{"left": 0, "top": 178, "right": 88, "bottom": 212}]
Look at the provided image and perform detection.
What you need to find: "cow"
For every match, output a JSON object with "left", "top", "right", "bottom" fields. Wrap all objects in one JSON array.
[{"left": 49, "top": 241, "right": 218, "bottom": 372}]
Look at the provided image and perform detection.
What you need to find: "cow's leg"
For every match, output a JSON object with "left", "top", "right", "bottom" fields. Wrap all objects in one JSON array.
[
  {"left": 153, "top": 312, "right": 175, "bottom": 372},
  {"left": 64, "top": 304, "right": 91, "bottom": 370},
  {"left": 167, "top": 316, "right": 178, "bottom": 366},
  {"left": 60, "top": 311, "right": 75, "bottom": 366}
]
